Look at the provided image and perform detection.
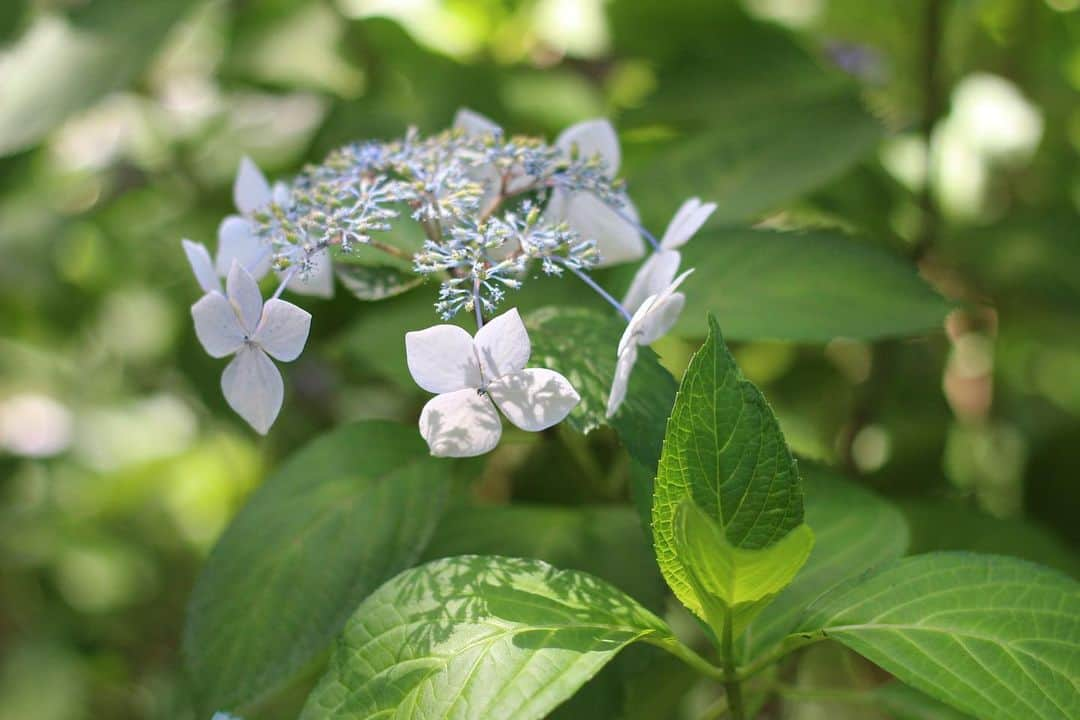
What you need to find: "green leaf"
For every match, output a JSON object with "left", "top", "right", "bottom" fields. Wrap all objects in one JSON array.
[
  {"left": 0, "top": 2, "right": 197, "bottom": 156},
  {"left": 182, "top": 421, "right": 451, "bottom": 714},
  {"left": 634, "top": 90, "right": 882, "bottom": 226},
  {"left": 673, "top": 500, "right": 813, "bottom": 637},
  {"left": 300, "top": 555, "right": 719, "bottom": 720},
  {"left": 526, "top": 306, "right": 678, "bottom": 470},
  {"left": 335, "top": 264, "right": 424, "bottom": 301},
  {"left": 422, "top": 504, "right": 665, "bottom": 611},
  {"left": 653, "top": 315, "right": 804, "bottom": 619},
  {"left": 876, "top": 682, "right": 975, "bottom": 720},
  {"left": 740, "top": 465, "right": 910, "bottom": 662},
  {"left": 795, "top": 553, "right": 1080, "bottom": 720},
  {"left": 674, "top": 228, "right": 950, "bottom": 341}
]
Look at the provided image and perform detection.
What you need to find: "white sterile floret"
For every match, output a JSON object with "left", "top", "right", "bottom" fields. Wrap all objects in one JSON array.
[
  {"left": 191, "top": 261, "right": 311, "bottom": 434},
  {"left": 545, "top": 119, "right": 645, "bottom": 267},
  {"left": 405, "top": 308, "right": 581, "bottom": 458},
  {"left": 230, "top": 157, "right": 334, "bottom": 298},
  {"left": 606, "top": 269, "right": 694, "bottom": 418},
  {"left": 623, "top": 197, "right": 716, "bottom": 313}
]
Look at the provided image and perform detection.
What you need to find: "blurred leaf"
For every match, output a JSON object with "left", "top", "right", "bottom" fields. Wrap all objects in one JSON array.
[
  {"left": 422, "top": 503, "right": 665, "bottom": 611},
  {"left": 901, "top": 500, "right": 1078, "bottom": 578},
  {"left": 676, "top": 227, "right": 950, "bottom": 341},
  {"left": 526, "top": 306, "right": 678, "bottom": 470},
  {"left": 183, "top": 421, "right": 451, "bottom": 715},
  {"left": 335, "top": 264, "right": 423, "bottom": 301},
  {"left": 0, "top": 2, "right": 197, "bottom": 156},
  {"left": 876, "top": 681, "right": 975, "bottom": 720},
  {"left": 654, "top": 315, "right": 804, "bottom": 621},
  {"left": 300, "top": 555, "right": 712, "bottom": 720},
  {"left": 796, "top": 553, "right": 1080, "bottom": 720},
  {"left": 740, "top": 465, "right": 910, "bottom": 662}
]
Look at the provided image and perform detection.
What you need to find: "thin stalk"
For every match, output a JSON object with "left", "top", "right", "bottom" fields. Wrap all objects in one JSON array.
[
  {"left": 271, "top": 266, "right": 297, "bottom": 300},
  {"left": 473, "top": 276, "right": 484, "bottom": 329},
  {"left": 609, "top": 202, "right": 661, "bottom": 252},
  {"left": 562, "top": 263, "right": 631, "bottom": 320},
  {"left": 721, "top": 613, "right": 746, "bottom": 720}
]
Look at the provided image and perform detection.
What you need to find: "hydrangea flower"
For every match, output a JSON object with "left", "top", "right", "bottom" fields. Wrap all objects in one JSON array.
[
  {"left": 544, "top": 119, "right": 645, "bottom": 267},
  {"left": 623, "top": 197, "right": 716, "bottom": 313},
  {"left": 230, "top": 157, "right": 334, "bottom": 298},
  {"left": 607, "top": 269, "right": 694, "bottom": 418},
  {"left": 191, "top": 261, "right": 311, "bottom": 434},
  {"left": 406, "top": 308, "right": 580, "bottom": 457}
]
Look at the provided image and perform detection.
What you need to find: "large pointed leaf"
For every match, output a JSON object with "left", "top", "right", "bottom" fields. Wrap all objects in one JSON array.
[
  {"left": 795, "top": 553, "right": 1080, "bottom": 720},
  {"left": 183, "top": 421, "right": 451, "bottom": 714},
  {"left": 654, "top": 315, "right": 803, "bottom": 618},
  {"left": 673, "top": 500, "right": 813, "bottom": 636},
  {"left": 526, "top": 306, "right": 678, "bottom": 470},
  {"left": 740, "top": 465, "right": 910, "bottom": 662},
  {"left": 674, "top": 228, "right": 950, "bottom": 341},
  {"left": 301, "top": 555, "right": 719, "bottom": 720},
  {"left": 422, "top": 504, "right": 665, "bottom": 611}
]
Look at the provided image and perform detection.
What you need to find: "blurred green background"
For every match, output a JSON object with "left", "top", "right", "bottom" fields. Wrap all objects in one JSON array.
[{"left": 1, "top": 0, "right": 1078, "bottom": 718}]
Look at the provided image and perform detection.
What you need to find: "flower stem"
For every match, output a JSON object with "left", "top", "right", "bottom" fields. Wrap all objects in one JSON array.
[
  {"left": 563, "top": 263, "right": 631, "bottom": 321},
  {"left": 473, "top": 276, "right": 484, "bottom": 329},
  {"left": 271, "top": 266, "right": 296, "bottom": 300},
  {"left": 722, "top": 612, "right": 746, "bottom": 720},
  {"left": 608, "top": 202, "right": 661, "bottom": 252}
]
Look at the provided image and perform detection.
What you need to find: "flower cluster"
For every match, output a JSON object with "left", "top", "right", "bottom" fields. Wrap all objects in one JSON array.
[{"left": 181, "top": 109, "right": 714, "bottom": 455}]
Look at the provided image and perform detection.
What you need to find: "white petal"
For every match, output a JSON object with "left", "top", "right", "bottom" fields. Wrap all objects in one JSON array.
[
  {"left": 566, "top": 192, "right": 645, "bottom": 267},
  {"left": 474, "top": 308, "right": 530, "bottom": 380},
  {"left": 283, "top": 248, "right": 334, "bottom": 298},
  {"left": 488, "top": 368, "right": 580, "bottom": 432},
  {"left": 271, "top": 181, "right": 291, "bottom": 207},
  {"left": 221, "top": 345, "right": 283, "bottom": 435},
  {"left": 606, "top": 344, "right": 639, "bottom": 418},
  {"left": 556, "top": 119, "right": 620, "bottom": 174},
  {"left": 234, "top": 156, "right": 272, "bottom": 214},
  {"left": 182, "top": 239, "right": 221, "bottom": 294},
  {"left": 419, "top": 389, "right": 502, "bottom": 458},
  {"left": 405, "top": 325, "right": 482, "bottom": 393},
  {"left": 253, "top": 299, "right": 311, "bottom": 362},
  {"left": 622, "top": 250, "right": 681, "bottom": 313},
  {"left": 191, "top": 292, "right": 245, "bottom": 358},
  {"left": 454, "top": 107, "right": 502, "bottom": 137},
  {"left": 638, "top": 292, "right": 686, "bottom": 345},
  {"left": 226, "top": 261, "right": 264, "bottom": 335},
  {"left": 661, "top": 197, "right": 717, "bottom": 250},
  {"left": 216, "top": 216, "right": 271, "bottom": 279},
  {"left": 619, "top": 294, "right": 657, "bottom": 355}
]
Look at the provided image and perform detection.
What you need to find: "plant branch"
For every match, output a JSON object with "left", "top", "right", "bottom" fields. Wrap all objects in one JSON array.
[{"left": 721, "top": 613, "right": 746, "bottom": 720}]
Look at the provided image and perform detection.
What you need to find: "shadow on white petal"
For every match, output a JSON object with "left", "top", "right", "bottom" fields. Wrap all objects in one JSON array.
[
  {"left": 488, "top": 369, "right": 580, "bottom": 432},
  {"left": 217, "top": 216, "right": 271, "bottom": 279},
  {"left": 405, "top": 325, "right": 482, "bottom": 394},
  {"left": 623, "top": 250, "right": 681, "bottom": 314},
  {"left": 475, "top": 308, "right": 531, "bottom": 380},
  {"left": 254, "top": 299, "right": 311, "bottom": 362},
  {"left": 567, "top": 193, "right": 644, "bottom": 267},
  {"left": 419, "top": 389, "right": 502, "bottom": 458},
  {"left": 606, "top": 344, "right": 638, "bottom": 418},
  {"left": 221, "top": 345, "right": 283, "bottom": 435},
  {"left": 191, "top": 292, "right": 245, "bottom": 358},
  {"left": 226, "top": 261, "right": 264, "bottom": 334},
  {"left": 639, "top": 293, "right": 686, "bottom": 345}
]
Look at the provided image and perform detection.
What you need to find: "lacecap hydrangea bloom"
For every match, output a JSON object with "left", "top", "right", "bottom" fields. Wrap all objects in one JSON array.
[{"left": 180, "top": 109, "right": 712, "bottom": 455}]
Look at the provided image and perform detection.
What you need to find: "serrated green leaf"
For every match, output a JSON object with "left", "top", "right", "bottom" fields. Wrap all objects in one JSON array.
[
  {"left": 673, "top": 500, "right": 813, "bottom": 636},
  {"left": 794, "top": 553, "right": 1080, "bottom": 720},
  {"left": 673, "top": 228, "right": 950, "bottom": 341},
  {"left": 654, "top": 315, "right": 804, "bottom": 619},
  {"left": 422, "top": 504, "right": 665, "bottom": 611},
  {"left": 300, "top": 555, "right": 719, "bottom": 720},
  {"left": 335, "top": 264, "right": 423, "bottom": 301},
  {"left": 182, "top": 421, "right": 450, "bottom": 715},
  {"left": 740, "top": 465, "right": 910, "bottom": 662},
  {"left": 526, "top": 306, "right": 678, "bottom": 470}
]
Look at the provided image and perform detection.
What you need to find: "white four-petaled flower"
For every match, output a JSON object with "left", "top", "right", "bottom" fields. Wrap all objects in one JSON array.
[
  {"left": 191, "top": 261, "right": 311, "bottom": 434},
  {"left": 228, "top": 157, "right": 335, "bottom": 298},
  {"left": 406, "top": 308, "right": 580, "bottom": 457},
  {"left": 622, "top": 197, "right": 715, "bottom": 313},
  {"left": 607, "top": 269, "right": 694, "bottom": 418}
]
